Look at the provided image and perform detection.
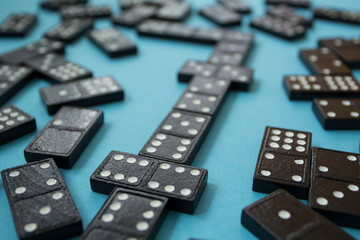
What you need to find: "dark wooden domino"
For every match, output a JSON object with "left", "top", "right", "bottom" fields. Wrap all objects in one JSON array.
[
  {"left": 312, "top": 98, "right": 360, "bottom": 129},
  {"left": 299, "top": 48, "right": 352, "bottom": 75},
  {"left": 119, "top": 0, "right": 144, "bottom": 9},
  {"left": 39, "top": 76, "right": 124, "bottom": 114},
  {"left": 250, "top": 15, "right": 306, "bottom": 40},
  {"left": 156, "top": 2, "right": 191, "bottom": 21},
  {"left": 1, "top": 158, "right": 83, "bottom": 240},
  {"left": 60, "top": 4, "right": 111, "bottom": 19},
  {"left": 267, "top": 4, "right": 312, "bottom": 27},
  {"left": 215, "top": 64, "right": 253, "bottom": 91},
  {"left": 0, "top": 13, "right": 37, "bottom": 37},
  {"left": 199, "top": 4, "right": 242, "bottom": 27},
  {"left": 24, "top": 53, "right": 92, "bottom": 84},
  {"left": 178, "top": 60, "right": 219, "bottom": 82},
  {"left": 218, "top": 0, "right": 251, "bottom": 13},
  {"left": 112, "top": 4, "right": 158, "bottom": 28},
  {"left": 283, "top": 75, "right": 360, "bottom": 100},
  {"left": 80, "top": 187, "right": 168, "bottom": 240},
  {"left": 24, "top": 106, "right": 103, "bottom": 169},
  {"left": 253, "top": 126, "right": 312, "bottom": 199},
  {"left": 0, "top": 39, "right": 65, "bottom": 65},
  {"left": 90, "top": 151, "right": 208, "bottom": 213},
  {"left": 314, "top": 7, "right": 360, "bottom": 26},
  {"left": 266, "top": 0, "right": 310, "bottom": 8},
  {"left": 45, "top": 18, "right": 94, "bottom": 43},
  {"left": 241, "top": 189, "right": 354, "bottom": 240},
  {"left": 0, "top": 105, "right": 36, "bottom": 145},
  {"left": 87, "top": 28, "right": 137, "bottom": 58},
  {"left": 0, "top": 64, "right": 34, "bottom": 105},
  {"left": 41, "top": 0, "right": 88, "bottom": 11}
]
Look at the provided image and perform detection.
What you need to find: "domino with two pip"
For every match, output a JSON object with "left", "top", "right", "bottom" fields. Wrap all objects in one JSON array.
[{"left": 0, "top": 13, "right": 37, "bottom": 37}]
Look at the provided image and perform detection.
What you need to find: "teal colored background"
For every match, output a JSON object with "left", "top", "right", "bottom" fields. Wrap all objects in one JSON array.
[{"left": 0, "top": 0, "right": 359, "bottom": 239}]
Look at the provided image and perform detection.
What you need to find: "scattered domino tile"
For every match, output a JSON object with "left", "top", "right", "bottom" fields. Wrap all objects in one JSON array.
[
  {"left": 40, "top": 0, "right": 88, "bottom": 11},
  {"left": 0, "top": 105, "right": 36, "bottom": 145},
  {"left": 178, "top": 60, "right": 218, "bottom": 82},
  {"left": 147, "top": 0, "right": 180, "bottom": 6},
  {"left": 156, "top": 2, "right": 191, "bottom": 21},
  {"left": 60, "top": 4, "right": 111, "bottom": 19},
  {"left": 241, "top": 190, "right": 354, "bottom": 240},
  {"left": 187, "top": 76, "right": 231, "bottom": 96},
  {"left": 90, "top": 151, "right": 208, "bottom": 213},
  {"left": 45, "top": 18, "right": 94, "bottom": 43},
  {"left": 215, "top": 64, "right": 253, "bottom": 91},
  {"left": 218, "top": 0, "right": 251, "bottom": 13},
  {"left": 199, "top": 4, "right": 242, "bottom": 27},
  {"left": 208, "top": 50, "right": 245, "bottom": 66},
  {"left": 0, "top": 38, "right": 65, "bottom": 65},
  {"left": 266, "top": 0, "right": 310, "bottom": 8},
  {"left": 0, "top": 64, "right": 34, "bottom": 105},
  {"left": 1, "top": 158, "right": 83, "bottom": 240},
  {"left": 39, "top": 76, "right": 124, "bottom": 114},
  {"left": 87, "top": 28, "right": 137, "bottom": 58},
  {"left": 250, "top": 15, "right": 306, "bottom": 40},
  {"left": 119, "top": 0, "right": 144, "bottom": 9},
  {"left": 0, "top": 13, "right": 37, "bottom": 37},
  {"left": 112, "top": 4, "right": 158, "bottom": 28},
  {"left": 80, "top": 188, "right": 168, "bottom": 240},
  {"left": 24, "top": 106, "right": 103, "bottom": 169},
  {"left": 191, "top": 28, "right": 226, "bottom": 44},
  {"left": 312, "top": 98, "right": 360, "bottom": 129},
  {"left": 252, "top": 126, "right": 312, "bottom": 199},
  {"left": 283, "top": 75, "right": 360, "bottom": 100},
  {"left": 267, "top": 4, "right": 312, "bottom": 27},
  {"left": 314, "top": 7, "right": 360, "bottom": 26},
  {"left": 214, "top": 40, "right": 252, "bottom": 57},
  {"left": 24, "top": 53, "right": 92, "bottom": 84}
]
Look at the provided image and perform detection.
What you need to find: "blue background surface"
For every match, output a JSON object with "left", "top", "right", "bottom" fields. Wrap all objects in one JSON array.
[{"left": 0, "top": 0, "right": 359, "bottom": 239}]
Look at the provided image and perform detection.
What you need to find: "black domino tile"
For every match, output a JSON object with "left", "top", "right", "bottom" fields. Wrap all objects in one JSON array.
[
  {"left": 267, "top": 4, "right": 312, "bottom": 27},
  {"left": 191, "top": 28, "right": 225, "bottom": 44},
  {"left": 266, "top": 0, "right": 310, "bottom": 8},
  {"left": 39, "top": 76, "right": 124, "bottom": 114},
  {"left": 199, "top": 4, "right": 242, "bottom": 27},
  {"left": 119, "top": 0, "right": 144, "bottom": 9},
  {"left": 314, "top": 7, "right": 360, "bottom": 26},
  {"left": 112, "top": 4, "right": 158, "bottom": 28},
  {"left": 187, "top": 76, "right": 231, "bottom": 96},
  {"left": 218, "top": 0, "right": 251, "bottom": 13},
  {"left": 24, "top": 106, "right": 103, "bottom": 169},
  {"left": 40, "top": 0, "right": 88, "bottom": 11},
  {"left": 156, "top": 2, "right": 191, "bottom": 22},
  {"left": 60, "top": 5, "right": 111, "bottom": 19},
  {"left": 208, "top": 50, "right": 245, "bottom": 66},
  {"left": 0, "top": 105, "right": 36, "bottom": 145},
  {"left": 178, "top": 60, "right": 218, "bottom": 83},
  {"left": 215, "top": 64, "right": 253, "bottom": 91},
  {"left": 0, "top": 13, "right": 37, "bottom": 37},
  {"left": 1, "top": 158, "right": 82, "bottom": 240}
]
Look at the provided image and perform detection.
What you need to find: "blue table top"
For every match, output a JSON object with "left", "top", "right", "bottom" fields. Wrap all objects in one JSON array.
[{"left": 0, "top": 0, "right": 359, "bottom": 239}]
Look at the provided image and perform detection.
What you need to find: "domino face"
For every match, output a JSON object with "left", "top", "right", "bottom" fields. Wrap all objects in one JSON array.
[
  {"left": 178, "top": 60, "right": 218, "bottom": 82},
  {"left": 266, "top": 0, "right": 310, "bottom": 8},
  {"left": 267, "top": 4, "right": 312, "bottom": 26},
  {"left": 191, "top": 28, "right": 225, "bottom": 44},
  {"left": 112, "top": 5, "right": 158, "bottom": 27},
  {"left": 24, "top": 53, "right": 92, "bottom": 84},
  {"left": 208, "top": 50, "right": 245, "bottom": 66},
  {"left": 215, "top": 41, "right": 252, "bottom": 55},
  {"left": 0, "top": 13, "right": 37, "bottom": 37},
  {"left": 119, "top": 0, "right": 144, "bottom": 9},
  {"left": 0, "top": 64, "right": 34, "bottom": 105},
  {"left": 40, "top": 76, "right": 124, "bottom": 114},
  {"left": 24, "top": 106, "right": 103, "bottom": 169},
  {"left": 1, "top": 159, "right": 82, "bottom": 240},
  {"left": 241, "top": 190, "right": 354, "bottom": 240},
  {"left": 199, "top": 4, "right": 242, "bottom": 27},
  {"left": 215, "top": 65, "right": 253, "bottom": 91},
  {"left": 40, "top": 0, "right": 88, "bottom": 11},
  {"left": 218, "top": 0, "right": 251, "bottom": 13},
  {"left": 80, "top": 188, "right": 168, "bottom": 240},
  {"left": 87, "top": 28, "right": 137, "bottom": 58},
  {"left": 156, "top": 2, "right": 191, "bottom": 21},
  {"left": 187, "top": 76, "right": 231, "bottom": 96},
  {"left": 314, "top": 7, "right": 360, "bottom": 26},
  {"left": 45, "top": 18, "right": 94, "bottom": 43},
  {"left": 90, "top": 151, "right": 208, "bottom": 213},
  {"left": 60, "top": 4, "right": 111, "bottom": 19},
  {"left": 312, "top": 98, "right": 360, "bottom": 129},
  {"left": 0, "top": 105, "right": 36, "bottom": 145}
]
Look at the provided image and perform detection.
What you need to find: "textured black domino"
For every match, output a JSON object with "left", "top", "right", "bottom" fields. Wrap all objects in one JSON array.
[
  {"left": 210, "top": 40, "right": 252, "bottom": 66},
  {"left": 0, "top": 105, "right": 36, "bottom": 145},
  {"left": 267, "top": 4, "right": 312, "bottom": 27},
  {"left": 312, "top": 98, "right": 360, "bottom": 130},
  {"left": 60, "top": 5, "right": 111, "bottom": 19},
  {"left": 41, "top": 0, "right": 88, "bottom": 11},
  {"left": 266, "top": 0, "right": 310, "bottom": 8},
  {"left": 90, "top": 151, "right": 208, "bottom": 213},
  {"left": 187, "top": 76, "right": 231, "bottom": 96},
  {"left": 87, "top": 28, "right": 137, "bottom": 58},
  {"left": 314, "top": 7, "right": 360, "bottom": 26},
  {"left": 0, "top": 39, "right": 65, "bottom": 65},
  {"left": 0, "top": 13, "right": 37, "bottom": 37},
  {"left": 191, "top": 28, "right": 226, "bottom": 44},
  {"left": 45, "top": 18, "right": 94, "bottom": 43},
  {"left": 299, "top": 48, "right": 352, "bottom": 75},
  {"left": 81, "top": 188, "right": 167, "bottom": 240},
  {"left": 147, "top": 0, "right": 180, "bottom": 6},
  {"left": 0, "top": 64, "right": 34, "bottom": 105},
  {"left": 215, "top": 64, "right": 253, "bottom": 91},
  {"left": 119, "top": 0, "right": 144, "bottom": 9},
  {"left": 283, "top": 75, "right": 360, "bottom": 100},
  {"left": 156, "top": 2, "right": 191, "bottom": 21},
  {"left": 24, "top": 106, "right": 103, "bottom": 169},
  {"left": 1, "top": 159, "right": 83, "bottom": 240},
  {"left": 24, "top": 53, "right": 92, "bottom": 84},
  {"left": 178, "top": 60, "right": 219, "bottom": 82},
  {"left": 40, "top": 76, "right": 124, "bottom": 114},
  {"left": 112, "top": 5, "right": 158, "bottom": 28},
  {"left": 218, "top": 0, "right": 251, "bottom": 13},
  {"left": 199, "top": 4, "right": 242, "bottom": 27},
  {"left": 241, "top": 190, "right": 354, "bottom": 240},
  {"left": 250, "top": 15, "right": 306, "bottom": 40}
]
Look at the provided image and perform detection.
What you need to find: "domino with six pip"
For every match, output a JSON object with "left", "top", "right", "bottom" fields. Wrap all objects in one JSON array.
[
  {"left": 45, "top": 18, "right": 94, "bottom": 43},
  {"left": 60, "top": 5, "right": 111, "bottom": 19},
  {"left": 252, "top": 126, "right": 312, "bottom": 199},
  {"left": 80, "top": 187, "right": 168, "bottom": 240},
  {"left": 24, "top": 106, "right": 103, "bottom": 169},
  {"left": 267, "top": 4, "right": 312, "bottom": 27},
  {"left": 156, "top": 2, "right": 191, "bottom": 22},
  {"left": 90, "top": 151, "right": 208, "bottom": 213},
  {"left": 87, "top": 28, "right": 137, "bottom": 58},
  {"left": 312, "top": 98, "right": 360, "bottom": 129},
  {"left": 218, "top": 0, "right": 251, "bottom": 14},
  {"left": 266, "top": 0, "right": 310, "bottom": 8},
  {"left": 199, "top": 4, "right": 242, "bottom": 27},
  {"left": 111, "top": 4, "right": 158, "bottom": 28},
  {"left": 40, "top": 76, "right": 124, "bottom": 114},
  {"left": 0, "top": 105, "right": 36, "bottom": 145},
  {"left": 24, "top": 53, "right": 92, "bottom": 84},
  {"left": 1, "top": 158, "right": 83, "bottom": 240},
  {"left": 309, "top": 148, "right": 360, "bottom": 229},
  {"left": 40, "top": 0, "right": 88, "bottom": 11},
  {"left": 0, "top": 13, "right": 37, "bottom": 37},
  {"left": 314, "top": 7, "right": 360, "bottom": 26},
  {"left": 241, "top": 189, "right": 354, "bottom": 240}
]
